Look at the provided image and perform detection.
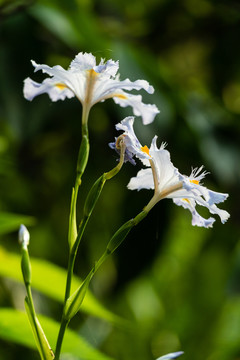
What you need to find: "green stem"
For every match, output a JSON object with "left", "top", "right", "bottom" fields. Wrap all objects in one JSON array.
[
  {"left": 26, "top": 284, "right": 46, "bottom": 359},
  {"left": 65, "top": 136, "right": 126, "bottom": 301},
  {"left": 64, "top": 215, "right": 89, "bottom": 303},
  {"left": 55, "top": 128, "right": 126, "bottom": 357},
  {"left": 54, "top": 317, "right": 69, "bottom": 360},
  {"left": 55, "top": 106, "right": 90, "bottom": 358}
]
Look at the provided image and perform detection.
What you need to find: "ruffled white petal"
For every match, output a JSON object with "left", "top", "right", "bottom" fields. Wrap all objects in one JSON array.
[
  {"left": 23, "top": 77, "right": 74, "bottom": 102},
  {"left": 128, "top": 168, "right": 154, "bottom": 191},
  {"left": 173, "top": 198, "right": 215, "bottom": 228},
  {"left": 31, "top": 61, "right": 68, "bottom": 78},
  {"left": 208, "top": 204, "right": 230, "bottom": 223},
  {"left": 24, "top": 52, "right": 159, "bottom": 124},
  {"left": 94, "top": 58, "right": 119, "bottom": 77},
  {"left": 113, "top": 93, "right": 159, "bottom": 125},
  {"left": 70, "top": 52, "right": 96, "bottom": 71},
  {"left": 125, "top": 126, "right": 229, "bottom": 227},
  {"left": 24, "top": 61, "right": 84, "bottom": 103}
]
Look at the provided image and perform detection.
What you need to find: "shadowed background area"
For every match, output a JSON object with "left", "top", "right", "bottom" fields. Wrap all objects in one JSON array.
[{"left": 0, "top": 0, "right": 240, "bottom": 359}]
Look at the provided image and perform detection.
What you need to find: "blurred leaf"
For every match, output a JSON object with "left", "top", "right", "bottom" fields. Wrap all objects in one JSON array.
[
  {"left": 0, "top": 212, "right": 35, "bottom": 236},
  {"left": 0, "top": 0, "right": 32, "bottom": 16},
  {"left": 29, "top": 3, "right": 82, "bottom": 48},
  {"left": 0, "top": 246, "right": 124, "bottom": 326},
  {"left": 28, "top": 2, "right": 108, "bottom": 51},
  {"left": 0, "top": 308, "right": 114, "bottom": 360}
]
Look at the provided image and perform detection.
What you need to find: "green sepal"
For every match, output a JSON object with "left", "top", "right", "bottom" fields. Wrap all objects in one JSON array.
[
  {"left": 76, "top": 134, "right": 90, "bottom": 178},
  {"left": 107, "top": 210, "right": 148, "bottom": 254},
  {"left": 83, "top": 175, "right": 106, "bottom": 218},
  {"left": 21, "top": 248, "right": 31, "bottom": 286},
  {"left": 64, "top": 271, "right": 93, "bottom": 321},
  {"left": 25, "top": 297, "right": 54, "bottom": 360},
  {"left": 106, "top": 219, "right": 135, "bottom": 254}
]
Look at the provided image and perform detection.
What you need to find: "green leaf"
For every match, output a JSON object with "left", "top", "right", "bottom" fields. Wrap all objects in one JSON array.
[
  {"left": 25, "top": 297, "right": 54, "bottom": 360},
  {"left": 0, "top": 212, "right": 35, "bottom": 236},
  {"left": 29, "top": 4, "right": 82, "bottom": 48},
  {"left": 0, "top": 246, "right": 123, "bottom": 326},
  {"left": 0, "top": 308, "right": 114, "bottom": 360}
]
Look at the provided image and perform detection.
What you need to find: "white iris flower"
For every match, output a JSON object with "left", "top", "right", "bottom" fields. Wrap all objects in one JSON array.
[
  {"left": 23, "top": 52, "right": 159, "bottom": 125},
  {"left": 113, "top": 117, "right": 230, "bottom": 228}
]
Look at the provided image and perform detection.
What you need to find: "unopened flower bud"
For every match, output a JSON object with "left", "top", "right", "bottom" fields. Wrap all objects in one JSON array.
[
  {"left": 156, "top": 351, "right": 184, "bottom": 360},
  {"left": 18, "top": 224, "right": 30, "bottom": 249},
  {"left": 18, "top": 225, "right": 31, "bottom": 286}
]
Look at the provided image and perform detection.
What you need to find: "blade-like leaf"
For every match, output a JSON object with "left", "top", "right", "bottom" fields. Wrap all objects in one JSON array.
[
  {"left": 25, "top": 297, "right": 55, "bottom": 360},
  {"left": 0, "top": 246, "right": 123, "bottom": 325},
  {"left": 0, "top": 308, "right": 114, "bottom": 360}
]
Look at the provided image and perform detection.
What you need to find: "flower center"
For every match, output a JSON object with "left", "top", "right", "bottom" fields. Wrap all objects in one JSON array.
[
  {"left": 84, "top": 69, "right": 99, "bottom": 106},
  {"left": 141, "top": 145, "right": 150, "bottom": 156},
  {"left": 87, "top": 69, "right": 98, "bottom": 77}
]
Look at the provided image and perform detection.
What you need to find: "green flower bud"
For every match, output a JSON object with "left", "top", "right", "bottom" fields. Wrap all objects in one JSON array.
[
  {"left": 21, "top": 248, "right": 32, "bottom": 286},
  {"left": 19, "top": 225, "right": 32, "bottom": 286}
]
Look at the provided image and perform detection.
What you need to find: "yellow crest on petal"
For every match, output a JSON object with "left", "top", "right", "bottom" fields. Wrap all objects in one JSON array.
[
  {"left": 55, "top": 83, "right": 67, "bottom": 90},
  {"left": 141, "top": 145, "right": 150, "bottom": 156},
  {"left": 113, "top": 94, "right": 128, "bottom": 100},
  {"left": 190, "top": 179, "right": 199, "bottom": 185}
]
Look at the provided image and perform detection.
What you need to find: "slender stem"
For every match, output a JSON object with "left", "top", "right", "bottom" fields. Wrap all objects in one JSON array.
[
  {"left": 55, "top": 123, "right": 127, "bottom": 358},
  {"left": 55, "top": 106, "right": 91, "bottom": 358},
  {"left": 54, "top": 317, "right": 69, "bottom": 360},
  {"left": 26, "top": 284, "right": 46, "bottom": 359}
]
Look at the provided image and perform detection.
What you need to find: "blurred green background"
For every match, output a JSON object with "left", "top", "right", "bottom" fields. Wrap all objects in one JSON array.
[{"left": 0, "top": 0, "right": 240, "bottom": 359}]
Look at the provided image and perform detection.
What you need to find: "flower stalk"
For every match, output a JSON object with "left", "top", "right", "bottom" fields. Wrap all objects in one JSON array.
[
  {"left": 55, "top": 136, "right": 126, "bottom": 359},
  {"left": 19, "top": 225, "right": 54, "bottom": 360}
]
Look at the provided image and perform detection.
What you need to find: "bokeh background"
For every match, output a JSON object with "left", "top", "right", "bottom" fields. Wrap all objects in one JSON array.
[{"left": 0, "top": 0, "right": 240, "bottom": 359}]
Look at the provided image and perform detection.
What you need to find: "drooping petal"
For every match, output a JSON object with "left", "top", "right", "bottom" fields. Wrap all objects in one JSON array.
[
  {"left": 193, "top": 196, "right": 230, "bottom": 224},
  {"left": 23, "top": 77, "right": 74, "bottom": 102},
  {"left": 24, "top": 61, "right": 85, "bottom": 102},
  {"left": 31, "top": 60, "right": 68, "bottom": 79},
  {"left": 208, "top": 204, "right": 230, "bottom": 223},
  {"left": 113, "top": 93, "right": 159, "bottom": 125},
  {"left": 128, "top": 168, "right": 154, "bottom": 191},
  {"left": 179, "top": 171, "right": 229, "bottom": 205},
  {"left": 173, "top": 198, "right": 216, "bottom": 228}
]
